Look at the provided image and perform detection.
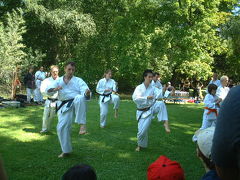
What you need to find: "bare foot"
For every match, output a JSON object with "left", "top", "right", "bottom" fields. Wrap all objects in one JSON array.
[
  {"left": 58, "top": 153, "right": 70, "bottom": 158},
  {"left": 79, "top": 125, "right": 87, "bottom": 135},
  {"left": 164, "top": 123, "right": 171, "bottom": 133},
  {"left": 135, "top": 146, "right": 141, "bottom": 152}
]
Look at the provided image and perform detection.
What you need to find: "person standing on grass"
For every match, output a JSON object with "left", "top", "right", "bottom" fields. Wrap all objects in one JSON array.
[
  {"left": 208, "top": 73, "right": 221, "bottom": 87},
  {"left": 47, "top": 62, "right": 91, "bottom": 158},
  {"left": 96, "top": 69, "right": 120, "bottom": 128},
  {"left": 34, "top": 66, "right": 46, "bottom": 104},
  {"left": 132, "top": 69, "right": 170, "bottom": 152},
  {"left": 40, "top": 65, "right": 59, "bottom": 134},
  {"left": 24, "top": 66, "right": 36, "bottom": 103},
  {"left": 216, "top": 76, "right": 230, "bottom": 105},
  {"left": 192, "top": 84, "right": 220, "bottom": 142},
  {"left": 11, "top": 66, "right": 22, "bottom": 100}
]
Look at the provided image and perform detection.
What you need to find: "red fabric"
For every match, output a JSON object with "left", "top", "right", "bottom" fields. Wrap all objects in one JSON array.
[
  {"left": 147, "top": 156, "right": 185, "bottom": 180},
  {"left": 204, "top": 107, "right": 218, "bottom": 116},
  {"left": 187, "top": 99, "right": 194, "bottom": 103}
]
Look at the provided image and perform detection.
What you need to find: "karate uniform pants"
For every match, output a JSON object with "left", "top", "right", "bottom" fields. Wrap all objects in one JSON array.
[
  {"left": 41, "top": 100, "right": 56, "bottom": 132},
  {"left": 200, "top": 116, "right": 216, "bottom": 129},
  {"left": 137, "top": 101, "right": 168, "bottom": 148},
  {"left": 34, "top": 88, "right": 43, "bottom": 102},
  {"left": 57, "top": 95, "right": 87, "bottom": 153},
  {"left": 192, "top": 117, "right": 216, "bottom": 142},
  {"left": 155, "top": 101, "right": 168, "bottom": 121},
  {"left": 99, "top": 94, "right": 120, "bottom": 127},
  {"left": 26, "top": 88, "right": 35, "bottom": 103}
]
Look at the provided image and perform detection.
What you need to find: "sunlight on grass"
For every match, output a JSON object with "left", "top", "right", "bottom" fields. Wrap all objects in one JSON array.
[
  {"left": 184, "top": 130, "right": 196, "bottom": 135},
  {"left": 129, "top": 137, "right": 137, "bottom": 142},
  {"left": 87, "top": 141, "right": 113, "bottom": 150},
  {"left": 117, "top": 152, "right": 131, "bottom": 159},
  {"left": 171, "top": 123, "right": 195, "bottom": 129}
]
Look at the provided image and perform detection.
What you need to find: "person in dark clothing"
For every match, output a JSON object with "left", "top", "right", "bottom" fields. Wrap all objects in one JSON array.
[
  {"left": 192, "top": 80, "right": 203, "bottom": 101},
  {"left": 24, "top": 67, "right": 36, "bottom": 103},
  {"left": 62, "top": 164, "right": 97, "bottom": 180},
  {"left": 212, "top": 86, "right": 240, "bottom": 180}
]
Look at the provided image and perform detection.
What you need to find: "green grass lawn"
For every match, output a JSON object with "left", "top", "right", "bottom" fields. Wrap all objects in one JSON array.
[{"left": 0, "top": 100, "right": 205, "bottom": 180}]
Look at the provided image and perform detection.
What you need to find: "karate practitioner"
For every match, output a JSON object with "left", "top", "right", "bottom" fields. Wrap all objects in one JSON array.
[
  {"left": 216, "top": 76, "right": 230, "bottom": 105},
  {"left": 40, "top": 65, "right": 59, "bottom": 133},
  {"left": 132, "top": 69, "right": 170, "bottom": 152},
  {"left": 34, "top": 66, "right": 46, "bottom": 104},
  {"left": 96, "top": 70, "right": 120, "bottom": 128},
  {"left": 192, "top": 84, "right": 220, "bottom": 142},
  {"left": 47, "top": 62, "right": 91, "bottom": 157},
  {"left": 151, "top": 72, "right": 163, "bottom": 90}
]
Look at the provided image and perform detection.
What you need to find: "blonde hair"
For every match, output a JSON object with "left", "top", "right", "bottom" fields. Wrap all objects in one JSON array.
[
  {"left": 50, "top": 65, "right": 59, "bottom": 71},
  {"left": 220, "top": 75, "right": 228, "bottom": 82}
]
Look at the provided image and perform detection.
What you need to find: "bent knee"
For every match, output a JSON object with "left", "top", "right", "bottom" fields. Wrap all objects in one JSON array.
[{"left": 74, "top": 95, "right": 85, "bottom": 102}]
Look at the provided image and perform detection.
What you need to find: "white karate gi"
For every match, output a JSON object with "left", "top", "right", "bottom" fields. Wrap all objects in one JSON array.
[
  {"left": 208, "top": 79, "right": 221, "bottom": 87},
  {"left": 40, "top": 76, "right": 58, "bottom": 132},
  {"left": 192, "top": 93, "right": 219, "bottom": 142},
  {"left": 132, "top": 83, "right": 168, "bottom": 148},
  {"left": 200, "top": 94, "right": 218, "bottom": 129},
  {"left": 34, "top": 71, "right": 46, "bottom": 102},
  {"left": 216, "top": 86, "right": 230, "bottom": 105},
  {"left": 151, "top": 80, "right": 163, "bottom": 90},
  {"left": 96, "top": 78, "right": 120, "bottom": 127},
  {"left": 48, "top": 76, "right": 90, "bottom": 153}
]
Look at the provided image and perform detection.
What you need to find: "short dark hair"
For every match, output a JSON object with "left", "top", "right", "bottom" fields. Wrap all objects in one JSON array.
[
  {"left": 143, "top": 69, "right": 153, "bottom": 78},
  {"left": 153, "top": 72, "right": 160, "bottom": 76},
  {"left": 208, "top": 84, "right": 218, "bottom": 94},
  {"left": 62, "top": 164, "right": 97, "bottom": 180},
  {"left": 65, "top": 61, "right": 76, "bottom": 67}
]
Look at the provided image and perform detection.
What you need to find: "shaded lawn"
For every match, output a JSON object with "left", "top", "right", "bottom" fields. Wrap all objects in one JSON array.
[{"left": 0, "top": 100, "right": 204, "bottom": 180}]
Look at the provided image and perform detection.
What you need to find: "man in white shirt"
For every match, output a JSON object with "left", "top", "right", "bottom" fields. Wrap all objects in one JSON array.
[
  {"left": 208, "top": 73, "right": 221, "bottom": 87},
  {"left": 34, "top": 66, "right": 46, "bottom": 104},
  {"left": 216, "top": 76, "right": 230, "bottom": 105},
  {"left": 132, "top": 69, "right": 170, "bottom": 152},
  {"left": 40, "top": 65, "right": 59, "bottom": 133},
  {"left": 48, "top": 62, "right": 91, "bottom": 158}
]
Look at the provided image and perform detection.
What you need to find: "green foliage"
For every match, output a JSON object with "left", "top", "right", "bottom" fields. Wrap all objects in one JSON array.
[
  {"left": 0, "top": 8, "right": 46, "bottom": 91},
  {"left": 218, "top": 14, "right": 240, "bottom": 80},
  {"left": 0, "top": 8, "right": 26, "bottom": 86},
  {"left": 0, "top": 0, "right": 240, "bottom": 92}
]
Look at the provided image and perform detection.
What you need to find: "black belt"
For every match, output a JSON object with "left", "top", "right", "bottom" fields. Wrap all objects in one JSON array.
[
  {"left": 56, "top": 99, "right": 74, "bottom": 113},
  {"left": 137, "top": 107, "right": 151, "bottom": 111},
  {"left": 137, "top": 107, "right": 151, "bottom": 122},
  {"left": 100, "top": 93, "right": 112, "bottom": 103},
  {"left": 48, "top": 98, "right": 58, "bottom": 102}
]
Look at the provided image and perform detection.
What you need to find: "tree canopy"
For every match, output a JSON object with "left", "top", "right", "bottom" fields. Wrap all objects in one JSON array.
[{"left": 0, "top": 0, "right": 239, "bottom": 92}]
